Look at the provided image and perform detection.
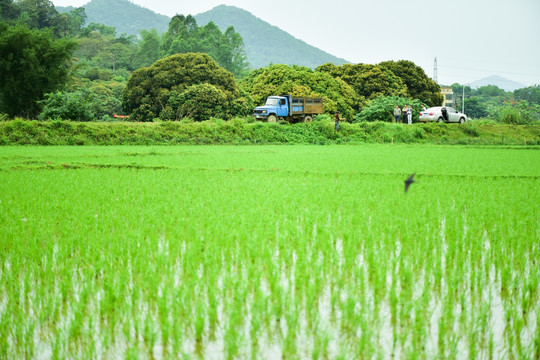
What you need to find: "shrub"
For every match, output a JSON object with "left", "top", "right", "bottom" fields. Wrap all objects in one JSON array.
[
  {"left": 355, "top": 96, "right": 422, "bottom": 123},
  {"left": 0, "top": 120, "right": 537, "bottom": 146},
  {"left": 498, "top": 107, "right": 520, "bottom": 125},
  {"left": 460, "top": 123, "right": 480, "bottom": 137},
  {"left": 162, "top": 84, "right": 230, "bottom": 122},
  {"left": 38, "top": 90, "right": 96, "bottom": 122},
  {"left": 494, "top": 101, "right": 539, "bottom": 125}
]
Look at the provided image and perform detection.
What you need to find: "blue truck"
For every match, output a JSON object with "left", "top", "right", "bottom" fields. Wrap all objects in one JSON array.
[{"left": 252, "top": 95, "right": 324, "bottom": 123}]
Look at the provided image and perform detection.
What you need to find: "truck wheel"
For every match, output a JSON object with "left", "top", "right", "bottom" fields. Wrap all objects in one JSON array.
[
  {"left": 267, "top": 114, "right": 277, "bottom": 123},
  {"left": 304, "top": 116, "right": 313, "bottom": 123}
]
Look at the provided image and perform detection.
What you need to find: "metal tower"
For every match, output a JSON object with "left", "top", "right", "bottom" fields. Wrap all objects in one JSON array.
[{"left": 434, "top": 57, "right": 438, "bottom": 84}]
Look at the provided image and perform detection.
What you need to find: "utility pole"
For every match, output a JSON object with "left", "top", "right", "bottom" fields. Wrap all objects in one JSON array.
[
  {"left": 434, "top": 57, "right": 438, "bottom": 83},
  {"left": 457, "top": 85, "right": 471, "bottom": 113}
]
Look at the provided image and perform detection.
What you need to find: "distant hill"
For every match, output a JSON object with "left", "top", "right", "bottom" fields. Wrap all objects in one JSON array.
[
  {"left": 56, "top": 1, "right": 347, "bottom": 69},
  {"left": 194, "top": 5, "right": 348, "bottom": 69},
  {"left": 470, "top": 75, "right": 526, "bottom": 92},
  {"left": 57, "top": 0, "right": 170, "bottom": 36}
]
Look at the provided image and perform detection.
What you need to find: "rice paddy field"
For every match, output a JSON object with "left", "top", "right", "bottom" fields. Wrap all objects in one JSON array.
[{"left": 0, "top": 144, "right": 539, "bottom": 359}]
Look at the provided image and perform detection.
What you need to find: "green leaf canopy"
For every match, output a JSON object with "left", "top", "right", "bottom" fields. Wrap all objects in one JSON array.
[
  {"left": 0, "top": 23, "right": 76, "bottom": 118},
  {"left": 122, "top": 52, "right": 240, "bottom": 121}
]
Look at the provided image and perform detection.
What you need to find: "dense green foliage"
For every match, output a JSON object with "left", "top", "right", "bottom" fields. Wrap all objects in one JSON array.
[
  {"left": 451, "top": 83, "right": 540, "bottom": 123},
  {"left": 122, "top": 53, "right": 249, "bottom": 122},
  {"left": 355, "top": 96, "right": 423, "bottom": 123},
  {"left": 1, "top": 145, "right": 538, "bottom": 358},
  {"left": 164, "top": 84, "right": 229, "bottom": 121},
  {"left": 131, "top": 28, "right": 161, "bottom": 69},
  {"left": 0, "top": 23, "right": 76, "bottom": 118},
  {"left": 316, "top": 61, "right": 443, "bottom": 117},
  {"left": 1, "top": 0, "right": 86, "bottom": 37},
  {"left": 160, "top": 14, "right": 248, "bottom": 77},
  {"left": 496, "top": 101, "right": 540, "bottom": 125},
  {"left": 38, "top": 90, "right": 97, "bottom": 122},
  {"left": 74, "top": 23, "right": 137, "bottom": 72},
  {"left": 0, "top": 0, "right": 19, "bottom": 21},
  {"left": 515, "top": 85, "right": 540, "bottom": 105},
  {"left": 378, "top": 60, "right": 443, "bottom": 107},
  {"left": 1, "top": 119, "right": 538, "bottom": 146},
  {"left": 316, "top": 63, "right": 407, "bottom": 109}
]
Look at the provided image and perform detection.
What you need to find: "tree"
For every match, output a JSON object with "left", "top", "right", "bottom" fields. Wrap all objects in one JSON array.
[
  {"left": 476, "top": 85, "right": 507, "bottom": 97},
  {"left": 0, "top": 0, "right": 19, "bottom": 22},
  {"left": 75, "top": 24, "right": 137, "bottom": 72},
  {"left": 450, "top": 83, "right": 472, "bottom": 97},
  {"left": 463, "top": 97, "right": 488, "bottom": 119},
  {"left": 0, "top": 23, "right": 76, "bottom": 118},
  {"left": 160, "top": 15, "right": 248, "bottom": 77},
  {"left": 122, "top": 52, "right": 241, "bottom": 121},
  {"left": 132, "top": 29, "right": 161, "bottom": 69},
  {"left": 15, "top": 0, "right": 68, "bottom": 37},
  {"left": 159, "top": 14, "right": 197, "bottom": 56},
  {"left": 379, "top": 60, "right": 443, "bottom": 107},
  {"left": 223, "top": 26, "right": 249, "bottom": 78},
  {"left": 316, "top": 63, "right": 407, "bottom": 110},
  {"left": 79, "top": 22, "right": 116, "bottom": 38},
  {"left": 514, "top": 85, "right": 540, "bottom": 106},
  {"left": 62, "top": 7, "right": 87, "bottom": 36}
]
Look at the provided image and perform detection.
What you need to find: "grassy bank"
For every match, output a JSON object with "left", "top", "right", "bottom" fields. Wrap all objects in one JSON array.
[{"left": 0, "top": 118, "right": 539, "bottom": 146}]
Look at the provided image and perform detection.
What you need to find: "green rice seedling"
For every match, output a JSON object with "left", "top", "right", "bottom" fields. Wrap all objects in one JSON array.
[{"left": 0, "top": 144, "right": 538, "bottom": 358}]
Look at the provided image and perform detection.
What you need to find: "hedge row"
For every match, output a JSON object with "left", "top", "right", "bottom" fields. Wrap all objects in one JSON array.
[{"left": 0, "top": 119, "right": 539, "bottom": 146}]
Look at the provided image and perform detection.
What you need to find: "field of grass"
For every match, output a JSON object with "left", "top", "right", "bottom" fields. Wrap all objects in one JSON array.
[{"left": 1, "top": 144, "right": 539, "bottom": 359}]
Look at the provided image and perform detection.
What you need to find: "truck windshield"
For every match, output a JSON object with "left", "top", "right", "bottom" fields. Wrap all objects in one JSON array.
[{"left": 265, "top": 98, "right": 278, "bottom": 106}]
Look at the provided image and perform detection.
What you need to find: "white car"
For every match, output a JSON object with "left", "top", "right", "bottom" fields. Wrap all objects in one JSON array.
[{"left": 419, "top": 107, "right": 467, "bottom": 123}]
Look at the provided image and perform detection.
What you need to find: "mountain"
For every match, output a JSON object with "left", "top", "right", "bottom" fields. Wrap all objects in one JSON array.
[
  {"left": 194, "top": 5, "right": 348, "bottom": 69},
  {"left": 469, "top": 75, "right": 526, "bottom": 92},
  {"left": 56, "top": 1, "right": 348, "bottom": 69},
  {"left": 57, "top": 0, "right": 170, "bottom": 36}
]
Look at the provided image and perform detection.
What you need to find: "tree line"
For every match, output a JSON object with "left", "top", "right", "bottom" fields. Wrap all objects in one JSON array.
[
  {"left": 1, "top": 0, "right": 538, "bottom": 124},
  {"left": 450, "top": 84, "right": 540, "bottom": 125}
]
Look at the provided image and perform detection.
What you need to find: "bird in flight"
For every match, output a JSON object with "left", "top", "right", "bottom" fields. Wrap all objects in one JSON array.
[{"left": 404, "top": 173, "right": 416, "bottom": 193}]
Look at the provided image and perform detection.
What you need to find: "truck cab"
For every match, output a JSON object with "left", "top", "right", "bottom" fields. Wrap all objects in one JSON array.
[{"left": 253, "top": 96, "right": 288, "bottom": 123}]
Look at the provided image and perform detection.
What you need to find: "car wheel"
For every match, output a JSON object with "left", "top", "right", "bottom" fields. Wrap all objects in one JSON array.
[
  {"left": 304, "top": 116, "right": 313, "bottom": 123},
  {"left": 437, "top": 117, "right": 444, "bottom": 123},
  {"left": 459, "top": 117, "right": 465, "bottom": 124},
  {"left": 267, "top": 114, "right": 277, "bottom": 123}
]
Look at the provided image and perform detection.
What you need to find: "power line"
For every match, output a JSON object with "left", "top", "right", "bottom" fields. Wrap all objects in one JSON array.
[{"left": 436, "top": 64, "right": 540, "bottom": 78}]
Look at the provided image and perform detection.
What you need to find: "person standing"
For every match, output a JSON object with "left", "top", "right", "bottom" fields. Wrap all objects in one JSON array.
[
  {"left": 334, "top": 111, "right": 340, "bottom": 132},
  {"left": 407, "top": 105, "right": 413, "bottom": 125},
  {"left": 393, "top": 105, "right": 401, "bottom": 123},
  {"left": 402, "top": 104, "right": 408, "bottom": 123}
]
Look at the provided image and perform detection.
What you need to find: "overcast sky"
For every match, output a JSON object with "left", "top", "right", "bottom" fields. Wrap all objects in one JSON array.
[{"left": 51, "top": 0, "right": 540, "bottom": 87}]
